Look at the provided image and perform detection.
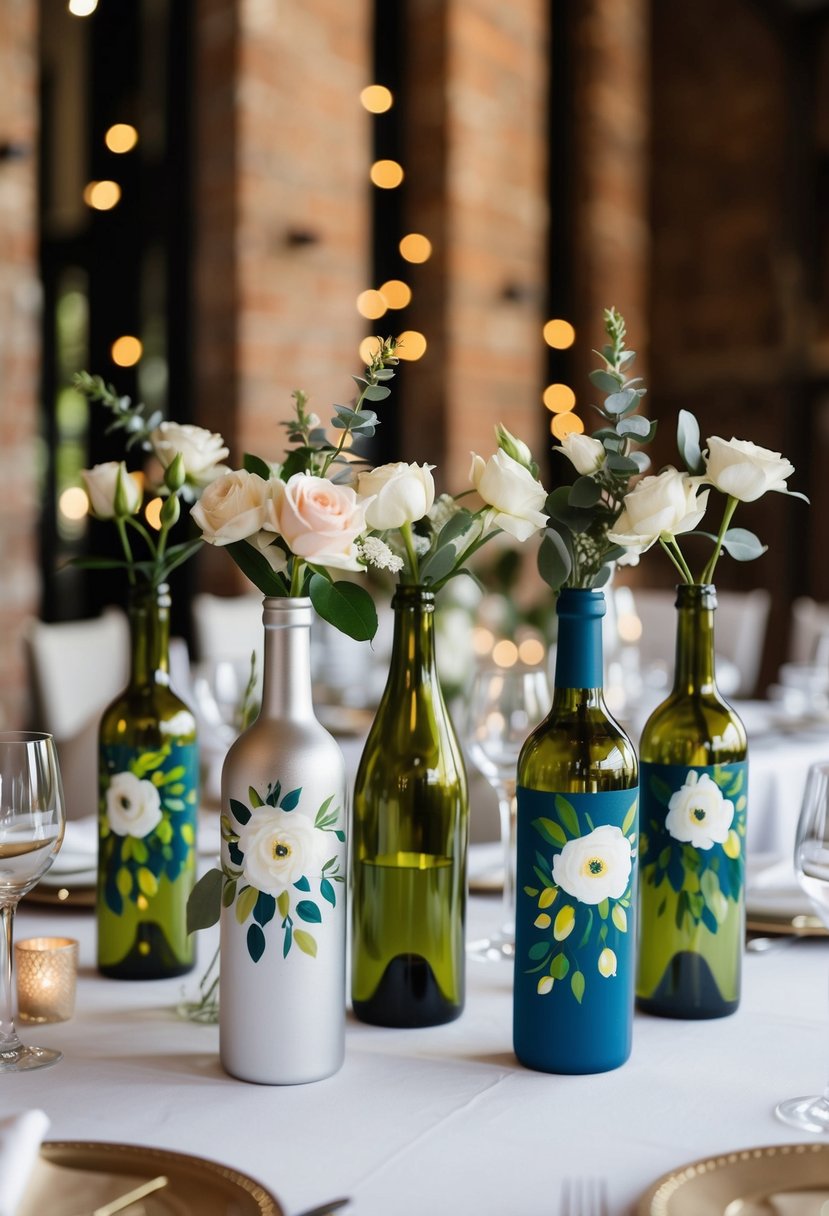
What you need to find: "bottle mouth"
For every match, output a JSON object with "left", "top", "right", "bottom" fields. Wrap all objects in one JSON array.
[
  {"left": 392, "top": 585, "right": 435, "bottom": 608},
  {"left": 674, "top": 583, "right": 717, "bottom": 610},
  {"left": 262, "top": 596, "right": 313, "bottom": 627},
  {"left": 556, "top": 587, "right": 606, "bottom": 620}
]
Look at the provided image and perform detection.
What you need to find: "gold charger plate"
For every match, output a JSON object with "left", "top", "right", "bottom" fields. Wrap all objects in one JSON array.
[
  {"left": 745, "top": 911, "right": 826, "bottom": 938},
  {"left": 22, "top": 880, "right": 96, "bottom": 908},
  {"left": 19, "top": 1141, "right": 283, "bottom": 1216},
  {"left": 638, "top": 1143, "right": 829, "bottom": 1215}
]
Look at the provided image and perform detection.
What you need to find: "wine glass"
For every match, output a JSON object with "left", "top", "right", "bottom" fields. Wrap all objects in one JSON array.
[
  {"left": 465, "top": 664, "right": 550, "bottom": 961},
  {"left": 0, "top": 731, "right": 66, "bottom": 1071},
  {"left": 775, "top": 759, "right": 829, "bottom": 1131}
]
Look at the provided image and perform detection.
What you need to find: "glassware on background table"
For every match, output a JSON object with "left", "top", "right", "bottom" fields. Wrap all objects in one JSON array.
[
  {"left": 775, "top": 760, "right": 829, "bottom": 1132},
  {"left": 465, "top": 664, "right": 551, "bottom": 962},
  {"left": 0, "top": 731, "right": 66, "bottom": 1070}
]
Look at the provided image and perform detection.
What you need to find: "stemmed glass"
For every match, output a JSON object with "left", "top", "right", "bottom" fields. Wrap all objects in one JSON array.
[
  {"left": 0, "top": 732, "right": 66, "bottom": 1071},
  {"left": 465, "top": 664, "right": 550, "bottom": 961},
  {"left": 775, "top": 759, "right": 829, "bottom": 1131}
]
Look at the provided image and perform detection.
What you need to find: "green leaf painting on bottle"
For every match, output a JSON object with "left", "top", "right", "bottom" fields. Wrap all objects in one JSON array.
[
  {"left": 522, "top": 793, "right": 637, "bottom": 1004},
  {"left": 640, "top": 763, "right": 746, "bottom": 936},
  {"left": 99, "top": 741, "right": 198, "bottom": 916},
  {"left": 188, "top": 780, "right": 345, "bottom": 964}
]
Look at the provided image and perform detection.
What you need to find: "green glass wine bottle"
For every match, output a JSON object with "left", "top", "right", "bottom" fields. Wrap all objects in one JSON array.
[
  {"left": 637, "top": 583, "right": 747, "bottom": 1018},
  {"left": 514, "top": 588, "right": 639, "bottom": 1074},
  {"left": 97, "top": 583, "right": 199, "bottom": 979},
  {"left": 351, "top": 585, "right": 468, "bottom": 1027}
]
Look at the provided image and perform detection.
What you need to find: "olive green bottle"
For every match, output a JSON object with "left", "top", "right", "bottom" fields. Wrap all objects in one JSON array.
[
  {"left": 351, "top": 585, "right": 468, "bottom": 1027},
  {"left": 514, "top": 588, "right": 638, "bottom": 1074},
  {"left": 97, "top": 583, "right": 199, "bottom": 978},
  {"left": 637, "top": 584, "right": 747, "bottom": 1018}
]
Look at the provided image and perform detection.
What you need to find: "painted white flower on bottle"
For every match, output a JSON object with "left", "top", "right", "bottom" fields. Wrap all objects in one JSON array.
[
  {"left": 665, "top": 771, "right": 734, "bottom": 850},
  {"left": 106, "top": 771, "right": 163, "bottom": 838},
  {"left": 238, "top": 808, "right": 326, "bottom": 895},
  {"left": 552, "top": 825, "right": 633, "bottom": 905}
]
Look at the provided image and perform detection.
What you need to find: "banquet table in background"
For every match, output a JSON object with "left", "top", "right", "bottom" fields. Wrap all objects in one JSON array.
[{"left": 4, "top": 895, "right": 829, "bottom": 1216}]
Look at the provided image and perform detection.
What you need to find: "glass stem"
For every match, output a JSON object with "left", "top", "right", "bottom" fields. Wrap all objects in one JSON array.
[
  {"left": 497, "top": 780, "right": 517, "bottom": 936},
  {"left": 0, "top": 903, "right": 21, "bottom": 1055}
]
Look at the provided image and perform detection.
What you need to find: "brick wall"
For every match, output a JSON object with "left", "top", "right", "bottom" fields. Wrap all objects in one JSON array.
[{"left": 0, "top": 0, "right": 39, "bottom": 729}]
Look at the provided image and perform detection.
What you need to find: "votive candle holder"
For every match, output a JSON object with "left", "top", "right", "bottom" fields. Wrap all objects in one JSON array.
[{"left": 15, "top": 936, "right": 79, "bottom": 1024}]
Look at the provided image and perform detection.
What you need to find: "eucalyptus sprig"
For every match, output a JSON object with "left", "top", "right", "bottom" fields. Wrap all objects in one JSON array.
[
  {"left": 538, "top": 306, "right": 656, "bottom": 591},
  {"left": 74, "top": 371, "right": 164, "bottom": 451}
]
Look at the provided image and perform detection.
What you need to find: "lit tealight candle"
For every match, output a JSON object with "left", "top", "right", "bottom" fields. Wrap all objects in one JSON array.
[{"left": 15, "top": 937, "right": 79, "bottom": 1024}]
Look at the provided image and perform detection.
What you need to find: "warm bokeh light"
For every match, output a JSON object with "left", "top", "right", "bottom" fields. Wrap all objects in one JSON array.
[
  {"left": 518, "top": 638, "right": 546, "bottom": 667},
  {"left": 83, "top": 180, "right": 121, "bottom": 210},
  {"left": 543, "top": 318, "right": 576, "bottom": 349},
  {"left": 356, "top": 289, "right": 387, "bottom": 320},
  {"left": 68, "top": 0, "right": 98, "bottom": 14},
  {"left": 360, "top": 84, "right": 393, "bottom": 113},
  {"left": 396, "top": 330, "right": 427, "bottom": 361},
  {"left": 370, "top": 159, "right": 404, "bottom": 189},
  {"left": 472, "top": 626, "right": 495, "bottom": 656},
  {"left": 492, "top": 639, "right": 519, "bottom": 669},
  {"left": 543, "top": 383, "right": 576, "bottom": 413},
  {"left": 379, "top": 280, "right": 412, "bottom": 310},
  {"left": 358, "top": 336, "right": 383, "bottom": 365},
  {"left": 145, "top": 497, "right": 163, "bottom": 530},
  {"left": 111, "top": 335, "right": 143, "bottom": 367},
  {"left": 551, "top": 412, "right": 585, "bottom": 440},
  {"left": 617, "top": 613, "right": 643, "bottom": 644},
  {"left": 105, "top": 123, "right": 139, "bottom": 154},
  {"left": 399, "top": 233, "right": 432, "bottom": 263},
  {"left": 58, "top": 486, "right": 89, "bottom": 521}
]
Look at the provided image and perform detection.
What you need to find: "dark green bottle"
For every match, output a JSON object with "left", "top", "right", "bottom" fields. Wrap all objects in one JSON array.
[
  {"left": 97, "top": 583, "right": 199, "bottom": 978},
  {"left": 637, "top": 584, "right": 747, "bottom": 1018},
  {"left": 514, "top": 588, "right": 638, "bottom": 1074},
  {"left": 351, "top": 585, "right": 468, "bottom": 1027}
]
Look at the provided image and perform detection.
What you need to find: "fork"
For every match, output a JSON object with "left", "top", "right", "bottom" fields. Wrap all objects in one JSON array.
[{"left": 560, "top": 1177, "right": 609, "bottom": 1216}]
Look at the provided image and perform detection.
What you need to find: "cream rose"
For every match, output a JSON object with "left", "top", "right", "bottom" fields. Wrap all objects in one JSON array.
[
  {"left": 106, "top": 771, "right": 163, "bottom": 838},
  {"left": 704, "top": 436, "right": 795, "bottom": 503},
  {"left": 267, "top": 472, "right": 370, "bottom": 571},
  {"left": 469, "top": 448, "right": 547, "bottom": 542},
  {"left": 552, "top": 825, "right": 633, "bottom": 905},
  {"left": 665, "top": 771, "right": 734, "bottom": 850},
  {"left": 82, "top": 461, "right": 142, "bottom": 519},
  {"left": 357, "top": 462, "right": 435, "bottom": 530},
  {"left": 238, "top": 808, "right": 325, "bottom": 894},
  {"left": 190, "top": 469, "right": 272, "bottom": 545},
  {"left": 150, "top": 422, "right": 229, "bottom": 489},
  {"left": 607, "top": 467, "right": 708, "bottom": 555},
  {"left": 554, "top": 433, "right": 606, "bottom": 477}
]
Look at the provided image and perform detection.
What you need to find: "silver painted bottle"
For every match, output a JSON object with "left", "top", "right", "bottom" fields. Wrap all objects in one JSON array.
[{"left": 219, "top": 597, "right": 347, "bottom": 1084}]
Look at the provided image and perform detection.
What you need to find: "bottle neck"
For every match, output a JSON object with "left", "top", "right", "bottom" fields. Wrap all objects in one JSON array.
[
  {"left": 672, "top": 584, "right": 718, "bottom": 695},
  {"left": 387, "top": 585, "right": 439, "bottom": 693},
  {"left": 552, "top": 587, "right": 605, "bottom": 709},
  {"left": 128, "top": 584, "right": 171, "bottom": 689},
  {"left": 260, "top": 597, "right": 314, "bottom": 720}
]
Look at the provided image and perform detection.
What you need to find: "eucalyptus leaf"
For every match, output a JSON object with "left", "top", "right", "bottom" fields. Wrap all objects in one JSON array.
[
  {"left": 592, "top": 564, "right": 614, "bottom": 588},
  {"left": 361, "top": 384, "right": 391, "bottom": 401},
  {"left": 435, "top": 508, "right": 474, "bottom": 547},
  {"left": 588, "top": 369, "right": 623, "bottom": 394},
  {"left": 538, "top": 530, "right": 572, "bottom": 590},
  {"left": 677, "top": 409, "right": 704, "bottom": 475},
  {"left": 419, "top": 543, "right": 459, "bottom": 584},
  {"left": 605, "top": 453, "right": 639, "bottom": 475},
  {"left": 720, "top": 528, "right": 768, "bottom": 562},
  {"left": 617, "top": 414, "right": 651, "bottom": 438},
  {"left": 309, "top": 574, "right": 377, "bottom": 641},
  {"left": 629, "top": 451, "right": 652, "bottom": 472},
  {"left": 604, "top": 389, "right": 637, "bottom": 415},
  {"left": 545, "top": 486, "right": 594, "bottom": 535},
  {"left": 568, "top": 476, "right": 602, "bottom": 509}
]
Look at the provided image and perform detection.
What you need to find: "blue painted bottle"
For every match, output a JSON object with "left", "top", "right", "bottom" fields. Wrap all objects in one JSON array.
[{"left": 513, "top": 588, "right": 639, "bottom": 1073}]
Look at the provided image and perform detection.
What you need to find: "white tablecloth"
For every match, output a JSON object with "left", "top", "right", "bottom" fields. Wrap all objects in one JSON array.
[{"left": 4, "top": 895, "right": 828, "bottom": 1216}]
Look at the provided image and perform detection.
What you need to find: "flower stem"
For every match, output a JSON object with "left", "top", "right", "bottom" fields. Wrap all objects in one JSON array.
[
  {"left": 115, "top": 517, "right": 136, "bottom": 587},
  {"left": 659, "top": 537, "right": 693, "bottom": 584},
  {"left": 668, "top": 537, "right": 695, "bottom": 584},
  {"left": 289, "top": 558, "right": 305, "bottom": 598},
  {"left": 400, "top": 522, "right": 420, "bottom": 584},
  {"left": 700, "top": 495, "right": 738, "bottom": 585}
]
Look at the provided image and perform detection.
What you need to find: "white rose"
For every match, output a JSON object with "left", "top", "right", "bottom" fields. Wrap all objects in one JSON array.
[
  {"left": 357, "top": 462, "right": 436, "bottom": 530},
  {"left": 469, "top": 448, "right": 547, "bottom": 542},
  {"left": 266, "top": 473, "right": 370, "bottom": 572},
  {"left": 238, "top": 807, "right": 326, "bottom": 894},
  {"left": 607, "top": 467, "right": 708, "bottom": 555},
  {"left": 82, "top": 461, "right": 142, "bottom": 519},
  {"left": 150, "top": 422, "right": 229, "bottom": 489},
  {"left": 190, "top": 469, "right": 272, "bottom": 545},
  {"left": 704, "top": 436, "right": 795, "bottom": 503},
  {"left": 106, "top": 771, "right": 163, "bottom": 838},
  {"left": 552, "top": 825, "right": 633, "bottom": 905},
  {"left": 554, "top": 433, "right": 606, "bottom": 476},
  {"left": 665, "top": 771, "right": 734, "bottom": 850}
]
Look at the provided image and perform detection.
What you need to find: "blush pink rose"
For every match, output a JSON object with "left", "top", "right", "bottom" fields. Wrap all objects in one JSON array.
[{"left": 266, "top": 473, "right": 371, "bottom": 572}]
